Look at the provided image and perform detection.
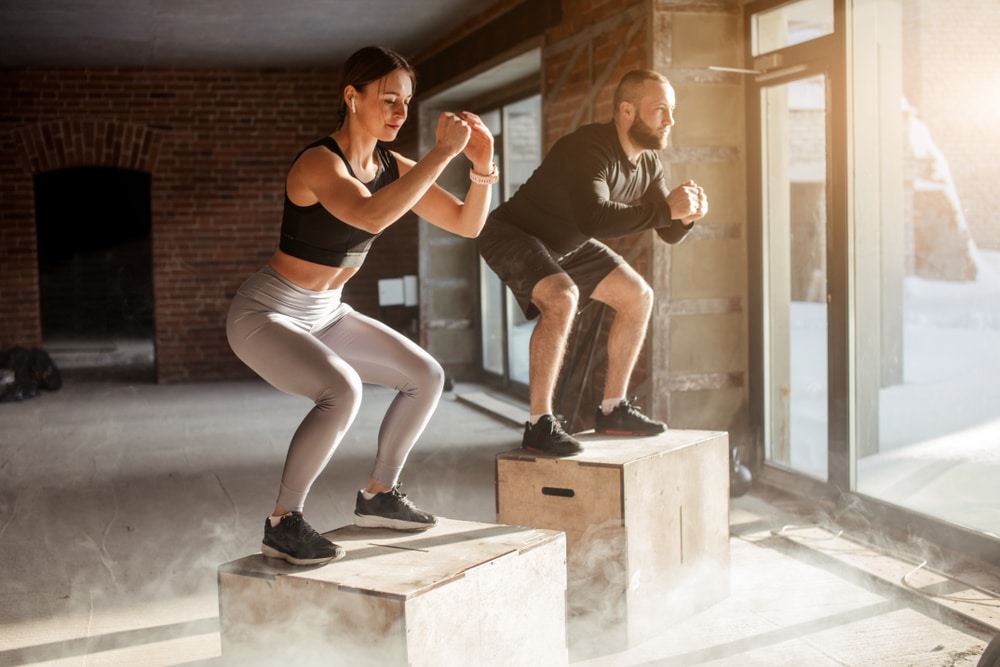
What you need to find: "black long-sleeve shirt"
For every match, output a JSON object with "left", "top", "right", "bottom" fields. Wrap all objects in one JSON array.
[{"left": 490, "top": 122, "right": 688, "bottom": 255}]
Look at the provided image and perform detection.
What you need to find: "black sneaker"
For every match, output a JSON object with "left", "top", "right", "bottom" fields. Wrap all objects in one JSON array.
[
  {"left": 261, "top": 512, "right": 345, "bottom": 566},
  {"left": 354, "top": 486, "right": 437, "bottom": 531},
  {"left": 594, "top": 398, "right": 667, "bottom": 436},
  {"left": 522, "top": 414, "right": 583, "bottom": 456}
]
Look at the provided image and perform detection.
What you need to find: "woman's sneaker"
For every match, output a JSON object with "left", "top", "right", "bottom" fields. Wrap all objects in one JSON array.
[
  {"left": 522, "top": 414, "right": 583, "bottom": 456},
  {"left": 261, "top": 512, "right": 345, "bottom": 566},
  {"left": 354, "top": 486, "right": 437, "bottom": 531},
  {"left": 594, "top": 398, "right": 667, "bottom": 436}
]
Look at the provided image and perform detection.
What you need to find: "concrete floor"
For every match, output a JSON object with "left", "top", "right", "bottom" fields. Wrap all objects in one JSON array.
[{"left": 1, "top": 377, "right": 998, "bottom": 666}]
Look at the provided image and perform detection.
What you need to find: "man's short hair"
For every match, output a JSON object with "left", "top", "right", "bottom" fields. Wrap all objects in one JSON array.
[{"left": 613, "top": 70, "right": 669, "bottom": 115}]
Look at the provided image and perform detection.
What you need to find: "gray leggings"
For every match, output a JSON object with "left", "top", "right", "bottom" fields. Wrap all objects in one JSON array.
[{"left": 226, "top": 266, "right": 444, "bottom": 513}]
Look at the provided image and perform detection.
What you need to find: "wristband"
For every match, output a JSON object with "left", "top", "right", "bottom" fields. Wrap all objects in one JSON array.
[{"left": 470, "top": 163, "right": 499, "bottom": 185}]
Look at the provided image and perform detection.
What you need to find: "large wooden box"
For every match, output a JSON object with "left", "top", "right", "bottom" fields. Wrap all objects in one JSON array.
[
  {"left": 496, "top": 430, "right": 730, "bottom": 658},
  {"left": 218, "top": 518, "right": 567, "bottom": 666}
]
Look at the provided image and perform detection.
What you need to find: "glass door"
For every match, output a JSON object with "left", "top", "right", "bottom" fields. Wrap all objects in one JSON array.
[
  {"left": 758, "top": 73, "right": 830, "bottom": 481},
  {"left": 747, "top": 0, "right": 838, "bottom": 486}
]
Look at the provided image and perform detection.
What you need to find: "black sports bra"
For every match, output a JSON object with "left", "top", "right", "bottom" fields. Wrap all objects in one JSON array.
[{"left": 278, "top": 137, "right": 400, "bottom": 268}]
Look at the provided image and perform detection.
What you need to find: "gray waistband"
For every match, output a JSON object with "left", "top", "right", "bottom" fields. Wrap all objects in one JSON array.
[{"left": 236, "top": 265, "right": 346, "bottom": 322}]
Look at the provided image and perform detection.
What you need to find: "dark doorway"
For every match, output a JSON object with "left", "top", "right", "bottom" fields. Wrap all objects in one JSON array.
[{"left": 34, "top": 167, "right": 155, "bottom": 380}]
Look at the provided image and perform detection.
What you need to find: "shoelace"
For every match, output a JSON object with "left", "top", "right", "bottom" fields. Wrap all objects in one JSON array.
[
  {"left": 545, "top": 415, "right": 570, "bottom": 434},
  {"left": 388, "top": 485, "right": 416, "bottom": 508},
  {"left": 285, "top": 513, "right": 323, "bottom": 541},
  {"left": 621, "top": 397, "right": 646, "bottom": 416}
]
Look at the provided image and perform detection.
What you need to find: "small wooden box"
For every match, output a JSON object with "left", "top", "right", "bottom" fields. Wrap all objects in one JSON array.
[
  {"left": 218, "top": 518, "right": 567, "bottom": 666},
  {"left": 496, "top": 430, "right": 730, "bottom": 658}
]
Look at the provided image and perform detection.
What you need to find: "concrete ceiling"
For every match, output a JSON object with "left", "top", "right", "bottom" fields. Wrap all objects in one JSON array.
[{"left": 0, "top": 0, "right": 507, "bottom": 68}]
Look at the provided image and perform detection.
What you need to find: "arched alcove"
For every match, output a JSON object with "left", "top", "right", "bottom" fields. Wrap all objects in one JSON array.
[
  {"left": 34, "top": 166, "right": 155, "bottom": 379},
  {"left": 11, "top": 120, "right": 162, "bottom": 379}
]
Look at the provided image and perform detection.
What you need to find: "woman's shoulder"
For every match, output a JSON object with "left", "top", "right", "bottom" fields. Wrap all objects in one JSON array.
[{"left": 290, "top": 136, "right": 343, "bottom": 168}]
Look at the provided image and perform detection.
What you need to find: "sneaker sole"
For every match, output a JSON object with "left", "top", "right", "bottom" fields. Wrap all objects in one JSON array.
[
  {"left": 353, "top": 513, "right": 436, "bottom": 531},
  {"left": 522, "top": 444, "right": 583, "bottom": 457},
  {"left": 261, "top": 543, "right": 345, "bottom": 566},
  {"left": 594, "top": 427, "right": 666, "bottom": 436}
]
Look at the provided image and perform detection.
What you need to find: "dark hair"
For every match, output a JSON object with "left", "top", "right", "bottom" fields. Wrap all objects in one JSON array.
[
  {"left": 612, "top": 69, "right": 669, "bottom": 116},
  {"left": 336, "top": 46, "right": 416, "bottom": 129}
]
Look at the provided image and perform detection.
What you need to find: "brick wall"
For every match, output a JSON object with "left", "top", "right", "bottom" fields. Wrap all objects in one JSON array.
[
  {"left": 544, "top": 1, "right": 649, "bottom": 150},
  {"left": 542, "top": 0, "right": 654, "bottom": 427},
  {"left": 0, "top": 68, "right": 419, "bottom": 381}
]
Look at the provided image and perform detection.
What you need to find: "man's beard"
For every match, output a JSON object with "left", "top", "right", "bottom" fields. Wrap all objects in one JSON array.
[{"left": 628, "top": 115, "right": 669, "bottom": 150}]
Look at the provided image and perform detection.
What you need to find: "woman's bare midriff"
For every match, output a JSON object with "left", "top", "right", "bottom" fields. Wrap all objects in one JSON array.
[{"left": 268, "top": 249, "right": 359, "bottom": 292}]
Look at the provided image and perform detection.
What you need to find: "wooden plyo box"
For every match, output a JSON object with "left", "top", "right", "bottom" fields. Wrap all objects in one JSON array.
[
  {"left": 218, "top": 517, "right": 568, "bottom": 666},
  {"left": 496, "top": 430, "right": 730, "bottom": 658}
]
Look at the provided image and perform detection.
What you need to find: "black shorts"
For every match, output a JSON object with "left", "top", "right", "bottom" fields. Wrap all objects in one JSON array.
[{"left": 479, "top": 216, "right": 626, "bottom": 320}]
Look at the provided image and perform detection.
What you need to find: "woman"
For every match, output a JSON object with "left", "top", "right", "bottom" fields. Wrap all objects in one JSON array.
[{"left": 226, "top": 46, "right": 496, "bottom": 566}]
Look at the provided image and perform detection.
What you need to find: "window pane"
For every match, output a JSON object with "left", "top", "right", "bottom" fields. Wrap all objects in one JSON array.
[
  {"left": 761, "top": 74, "right": 829, "bottom": 481},
  {"left": 753, "top": 0, "right": 834, "bottom": 56},
  {"left": 478, "top": 108, "right": 504, "bottom": 376},
  {"left": 478, "top": 95, "right": 541, "bottom": 386},
  {"left": 502, "top": 95, "right": 541, "bottom": 385},
  {"left": 855, "top": 3, "right": 1000, "bottom": 538},
  {"left": 479, "top": 259, "right": 504, "bottom": 376}
]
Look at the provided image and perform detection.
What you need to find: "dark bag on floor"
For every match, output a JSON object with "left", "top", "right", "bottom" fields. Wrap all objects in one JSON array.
[
  {"left": 0, "top": 346, "right": 62, "bottom": 402},
  {"left": 31, "top": 348, "right": 62, "bottom": 392}
]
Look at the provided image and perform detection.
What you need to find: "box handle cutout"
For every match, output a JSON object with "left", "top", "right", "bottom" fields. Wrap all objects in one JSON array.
[{"left": 541, "top": 486, "right": 575, "bottom": 498}]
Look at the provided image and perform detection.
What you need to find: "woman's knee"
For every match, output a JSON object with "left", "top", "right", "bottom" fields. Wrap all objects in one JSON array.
[
  {"left": 315, "top": 363, "right": 364, "bottom": 411},
  {"left": 409, "top": 352, "right": 446, "bottom": 398},
  {"left": 428, "top": 358, "right": 446, "bottom": 395}
]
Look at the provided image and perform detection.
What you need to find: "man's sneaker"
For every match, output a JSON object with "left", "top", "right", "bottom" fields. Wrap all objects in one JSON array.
[
  {"left": 261, "top": 512, "right": 345, "bottom": 566},
  {"left": 354, "top": 486, "right": 437, "bottom": 531},
  {"left": 594, "top": 398, "right": 667, "bottom": 436},
  {"left": 522, "top": 414, "right": 583, "bottom": 456}
]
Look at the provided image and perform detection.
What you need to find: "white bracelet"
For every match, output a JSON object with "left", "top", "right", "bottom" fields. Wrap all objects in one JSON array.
[{"left": 470, "top": 163, "right": 499, "bottom": 185}]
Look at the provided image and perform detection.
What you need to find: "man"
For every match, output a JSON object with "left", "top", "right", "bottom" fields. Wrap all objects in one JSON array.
[{"left": 479, "top": 69, "right": 708, "bottom": 456}]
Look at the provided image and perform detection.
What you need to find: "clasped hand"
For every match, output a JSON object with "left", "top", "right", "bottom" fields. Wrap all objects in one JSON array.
[
  {"left": 435, "top": 111, "right": 495, "bottom": 173},
  {"left": 666, "top": 180, "right": 709, "bottom": 224}
]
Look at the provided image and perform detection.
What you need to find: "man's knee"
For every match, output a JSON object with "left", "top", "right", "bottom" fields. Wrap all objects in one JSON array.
[
  {"left": 596, "top": 269, "right": 653, "bottom": 316},
  {"left": 531, "top": 275, "right": 580, "bottom": 321},
  {"left": 633, "top": 279, "right": 654, "bottom": 315},
  {"left": 620, "top": 282, "right": 654, "bottom": 322}
]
